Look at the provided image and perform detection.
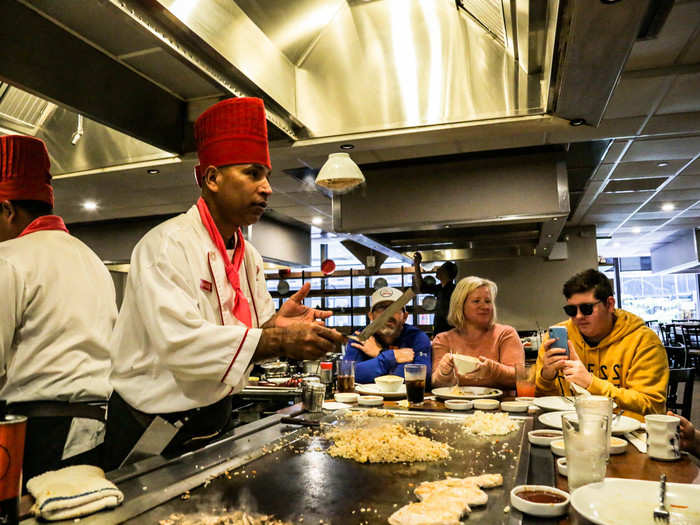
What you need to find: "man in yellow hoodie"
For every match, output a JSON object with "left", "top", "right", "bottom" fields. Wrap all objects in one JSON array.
[{"left": 535, "top": 269, "right": 668, "bottom": 421}]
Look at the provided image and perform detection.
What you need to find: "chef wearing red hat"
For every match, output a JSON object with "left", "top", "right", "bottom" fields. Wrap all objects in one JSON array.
[
  {"left": 104, "top": 98, "right": 344, "bottom": 469},
  {"left": 0, "top": 135, "right": 117, "bottom": 488}
]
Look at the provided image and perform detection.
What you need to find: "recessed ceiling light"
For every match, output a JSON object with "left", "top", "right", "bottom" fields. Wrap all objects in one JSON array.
[
  {"left": 82, "top": 200, "right": 98, "bottom": 211},
  {"left": 632, "top": 227, "right": 641, "bottom": 234},
  {"left": 339, "top": 144, "right": 354, "bottom": 150},
  {"left": 661, "top": 202, "right": 675, "bottom": 212},
  {"left": 312, "top": 216, "right": 323, "bottom": 225},
  {"left": 656, "top": 162, "right": 669, "bottom": 167},
  {"left": 147, "top": 168, "right": 160, "bottom": 174}
]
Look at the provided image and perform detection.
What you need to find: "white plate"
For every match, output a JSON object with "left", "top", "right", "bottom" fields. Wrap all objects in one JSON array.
[
  {"left": 538, "top": 411, "right": 641, "bottom": 435},
  {"left": 355, "top": 383, "right": 406, "bottom": 399},
  {"left": 432, "top": 386, "right": 503, "bottom": 400},
  {"left": 533, "top": 396, "right": 617, "bottom": 412},
  {"left": 322, "top": 401, "right": 351, "bottom": 410},
  {"left": 532, "top": 396, "right": 577, "bottom": 412},
  {"left": 571, "top": 478, "right": 700, "bottom": 525},
  {"left": 267, "top": 376, "right": 292, "bottom": 385}
]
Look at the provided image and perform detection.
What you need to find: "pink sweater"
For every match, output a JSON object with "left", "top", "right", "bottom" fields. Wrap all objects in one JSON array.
[{"left": 431, "top": 324, "right": 524, "bottom": 388}]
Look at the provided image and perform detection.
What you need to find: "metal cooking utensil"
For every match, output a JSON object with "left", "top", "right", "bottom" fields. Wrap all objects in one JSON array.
[
  {"left": 653, "top": 474, "right": 670, "bottom": 522},
  {"left": 347, "top": 288, "right": 415, "bottom": 342},
  {"left": 119, "top": 416, "right": 182, "bottom": 468}
]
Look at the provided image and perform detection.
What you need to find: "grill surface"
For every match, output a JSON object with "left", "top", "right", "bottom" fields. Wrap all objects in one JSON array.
[{"left": 133, "top": 410, "right": 532, "bottom": 524}]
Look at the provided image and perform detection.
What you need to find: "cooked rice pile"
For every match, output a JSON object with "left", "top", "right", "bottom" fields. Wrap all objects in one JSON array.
[
  {"left": 159, "top": 511, "right": 290, "bottom": 525},
  {"left": 326, "top": 423, "right": 450, "bottom": 463},
  {"left": 462, "top": 411, "right": 520, "bottom": 436}
]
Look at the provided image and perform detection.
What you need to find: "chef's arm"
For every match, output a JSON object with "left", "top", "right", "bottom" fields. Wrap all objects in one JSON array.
[
  {"left": 254, "top": 323, "right": 344, "bottom": 362},
  {"left": 0, "top": 259, "right": 21, "bottom": 378}
]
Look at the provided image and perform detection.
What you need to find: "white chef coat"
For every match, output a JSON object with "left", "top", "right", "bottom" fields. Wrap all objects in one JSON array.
[
  {"left": 0, "top": 230, "right": 117, "bottom": 459},
  {"left": 109, "top": 205, "right": 275, "bottom": 414},
  {"left": 0, "top": 230, "right": 117, "bottom": 404}
]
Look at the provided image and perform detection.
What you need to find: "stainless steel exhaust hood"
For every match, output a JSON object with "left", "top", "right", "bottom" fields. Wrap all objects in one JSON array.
[
  {"left": 332, "top": 150, "right": 569, "bottom": 259},
  {"left": 651, "top": 229, "right": 700, "bottom": 274}
]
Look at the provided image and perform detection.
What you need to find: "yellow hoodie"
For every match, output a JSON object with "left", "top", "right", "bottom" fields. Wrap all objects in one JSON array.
[{"left": 535, "top": 309, "right": 668, "bottom": 421}]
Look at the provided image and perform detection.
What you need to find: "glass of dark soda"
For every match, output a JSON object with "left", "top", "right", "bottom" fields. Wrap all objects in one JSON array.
[{"left": 404, "top": 364, "right": 426, "bottom": 404}]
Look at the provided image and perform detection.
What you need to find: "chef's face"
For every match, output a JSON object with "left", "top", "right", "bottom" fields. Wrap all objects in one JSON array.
[
  {"left": 463, "top": 285, "right": 493, "bottom": 327},
  {"left": 369, "top": 302, "right": 407, "bottom": 345},
  {"left": 566, "top": 290, "right": 615, "bottom": 340},
  {"left": 206, "top": 163, "right": 272, "bottom": 227}
]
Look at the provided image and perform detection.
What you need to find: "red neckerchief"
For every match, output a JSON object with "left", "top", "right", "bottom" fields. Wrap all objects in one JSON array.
[
  {"left": 196, "top": 197, "right": 252, "bottom": 327},
  {"left": 18, "top": 215, "right": 69, "bottom": 238}
]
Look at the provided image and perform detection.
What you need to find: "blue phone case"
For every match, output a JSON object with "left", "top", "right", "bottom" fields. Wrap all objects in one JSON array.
[{"left": 549, "top": 326, "right": 569, "bottom": 358}]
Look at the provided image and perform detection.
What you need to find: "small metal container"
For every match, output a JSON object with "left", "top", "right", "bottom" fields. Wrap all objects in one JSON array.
[{"left": 302, "top": 382, "right": 325, "bottom": 413}]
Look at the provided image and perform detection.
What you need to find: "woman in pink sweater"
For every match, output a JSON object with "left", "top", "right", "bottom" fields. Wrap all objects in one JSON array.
[{"left": 431, "top": 276, "right": 524, "bottom": 388}]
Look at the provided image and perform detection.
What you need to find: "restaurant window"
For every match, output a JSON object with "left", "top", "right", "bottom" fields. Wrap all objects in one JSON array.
[{"left": 602, "top": 258, "right": 699, "bottom": 323}]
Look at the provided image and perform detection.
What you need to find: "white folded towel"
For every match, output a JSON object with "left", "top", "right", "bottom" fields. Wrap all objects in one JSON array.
[{"left": 27, "top": 465, "right": 124, "bottom": 521}]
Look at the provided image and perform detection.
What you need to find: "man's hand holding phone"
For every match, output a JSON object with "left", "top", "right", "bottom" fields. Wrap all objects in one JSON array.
[{"left": 541, "top": 326, "right": 569, "bottom": 380}]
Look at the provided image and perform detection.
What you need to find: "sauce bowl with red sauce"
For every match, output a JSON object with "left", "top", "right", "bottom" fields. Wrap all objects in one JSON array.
[{"left": 510, "top": 484, "right": 570, "bottom": 517}]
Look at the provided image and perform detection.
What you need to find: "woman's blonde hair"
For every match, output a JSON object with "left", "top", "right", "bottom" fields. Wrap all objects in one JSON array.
[{"left": 447, "top": 276, "right": 498, "bottom": 329}]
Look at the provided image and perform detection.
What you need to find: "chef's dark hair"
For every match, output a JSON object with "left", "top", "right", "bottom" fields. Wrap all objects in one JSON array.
[
  {"left": 563, "top": 269, "right": 614, "bottom": 301},
  {"left": 10, "top": 200, "right": 53, "bottom": 218},
  {"left": 440, "top": 261, "right": 458, "bottom": 281}
]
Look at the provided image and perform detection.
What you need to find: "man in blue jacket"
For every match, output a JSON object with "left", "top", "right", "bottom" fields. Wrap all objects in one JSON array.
[{"left": 344, "top": 287, "right": 432, "bottom": 384}]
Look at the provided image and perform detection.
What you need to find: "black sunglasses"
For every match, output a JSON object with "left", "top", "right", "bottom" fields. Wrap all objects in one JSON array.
[{"left": 563, "top": 301, "right": 601, "bottom": 317}]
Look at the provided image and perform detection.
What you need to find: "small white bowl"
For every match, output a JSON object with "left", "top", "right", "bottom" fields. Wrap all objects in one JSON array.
[
  {"left": 550, "top": 439, "right": 566, "bottom": 456},
  {"left": 334, "top": 392, "right": 359, "bottom": 404},
  {"left": 501, "top": 401, "right": 529, "bottom": 413},
  {"left": 510, "top": 485, "right": 570, "bottom": 517},
  {"left": 374, "top": 375, "right": 404, "bottom": 393},
  {"left": 473, "top": 398, "right": 499, "bottom": 410},
  {"left": 445, "top": 399, "right": 473, "bottom": 411},
  {"left": 528, "top": 429, "right": 563, "bottom": 447},
  {"left": 516, "top": 396, "right": 535, "bottom": 404},
  {"left": 610, "top": 436, "right": 628, "bottom": 455},
  {"left": 358, "top": 395, "right": 384, "bottom": 407},
  {"left": 556, "top": 457, "right": 568, "bottom": 477},
  {"left": 453, "top": 354, "right": 480, "bottom": 375}
]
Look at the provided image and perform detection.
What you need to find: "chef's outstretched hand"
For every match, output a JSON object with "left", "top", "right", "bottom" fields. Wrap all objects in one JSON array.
[
  {"left": 275, "top": 282, "right": 333, "bottom": 327},
  {"left": 280, "top": 322, "right": 345, "bottom": 360}
]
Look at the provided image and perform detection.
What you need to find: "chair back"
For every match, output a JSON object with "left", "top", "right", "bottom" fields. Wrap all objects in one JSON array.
[
  {"left": 667, "top": 367, "right": 695, "bottom": 420},
  {"left": 665, "top": 345, "right": 688, "bottom": 369},
  {"left": 681, "top": 325, "right": 700, "bottom": 350}
]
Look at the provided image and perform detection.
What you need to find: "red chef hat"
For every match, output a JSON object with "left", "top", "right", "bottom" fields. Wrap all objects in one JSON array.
[
  {"left": 0, "top": 135, "right": 54, "bottom": 206},
  {"left": 193, "top": 97, "right": 270, "bottom": 187}
]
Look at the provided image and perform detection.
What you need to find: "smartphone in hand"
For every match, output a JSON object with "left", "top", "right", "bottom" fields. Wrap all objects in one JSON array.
[{"left": 549, "top": 326, "right": 569, "bottom": 358}]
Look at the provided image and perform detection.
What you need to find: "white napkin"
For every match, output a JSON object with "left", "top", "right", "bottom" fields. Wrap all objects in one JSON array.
[{"left": 27, "top": 465, "right": 124, "bottom": 521}]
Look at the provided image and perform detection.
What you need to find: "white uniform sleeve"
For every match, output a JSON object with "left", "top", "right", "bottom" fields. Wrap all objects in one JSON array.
[
  {"left": 0, "top": 259, "right": 22, "bottom": 381},
  {"left": 123, "top": 235, "right": 260, "bottom": 388}
]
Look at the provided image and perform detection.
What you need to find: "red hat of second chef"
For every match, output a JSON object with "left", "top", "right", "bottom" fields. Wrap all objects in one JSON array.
[
  {"left": 0, "top": 135, "right": 54, "bottom": 206},
  {"left": 193, "top": 97, "right": 270, "bottom": 186}
]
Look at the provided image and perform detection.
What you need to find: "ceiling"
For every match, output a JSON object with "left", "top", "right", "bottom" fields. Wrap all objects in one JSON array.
[{"left": 0, "top": 0, "right": 698, "bottom": 264}]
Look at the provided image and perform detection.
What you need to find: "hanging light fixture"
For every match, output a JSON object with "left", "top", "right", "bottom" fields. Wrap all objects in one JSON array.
[{"left": 315, "top": 152, "right": 365, "bottom": 192}]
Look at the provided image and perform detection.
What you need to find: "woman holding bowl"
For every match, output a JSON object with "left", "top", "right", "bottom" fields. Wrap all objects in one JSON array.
[{"left": 431, "top": 276, "right": 524, "bottom": 388}]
